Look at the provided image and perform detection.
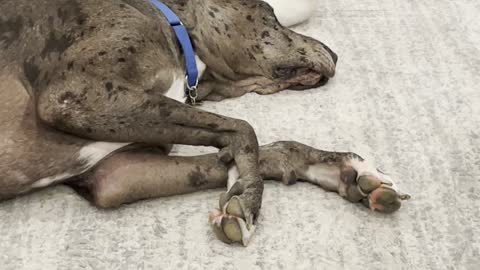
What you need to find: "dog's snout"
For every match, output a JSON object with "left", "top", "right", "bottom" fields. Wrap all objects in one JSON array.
[{"left": 321, "top": 43, "right": 338, "bottom": 64}]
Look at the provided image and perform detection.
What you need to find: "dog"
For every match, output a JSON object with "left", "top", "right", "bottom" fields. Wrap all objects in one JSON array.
[{"left": 0, "top": 0, "right": 410, "bottom": 245}]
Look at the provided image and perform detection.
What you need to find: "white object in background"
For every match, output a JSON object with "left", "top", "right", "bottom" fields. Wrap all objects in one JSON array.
[{"left": 262, "top": 0, "right": 317, "bottom": 27}]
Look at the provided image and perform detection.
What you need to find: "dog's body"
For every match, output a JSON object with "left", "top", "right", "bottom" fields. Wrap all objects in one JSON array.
[{"left": 0, "top": 0, "right": 408, "bottom": 245}]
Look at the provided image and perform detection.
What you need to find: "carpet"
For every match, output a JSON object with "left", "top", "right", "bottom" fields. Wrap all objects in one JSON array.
[{"left": 1, "top": 0, "right": 479, "bottom": 269}]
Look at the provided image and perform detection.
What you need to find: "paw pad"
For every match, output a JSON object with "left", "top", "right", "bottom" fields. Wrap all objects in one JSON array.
[{"left": 357, "top": 175, "right": 382, "bottom": 194}]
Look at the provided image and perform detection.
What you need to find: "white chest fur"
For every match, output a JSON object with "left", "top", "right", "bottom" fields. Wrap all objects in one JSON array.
[{"left": 164, "top": 55, "right": 206, "bottom": 103}]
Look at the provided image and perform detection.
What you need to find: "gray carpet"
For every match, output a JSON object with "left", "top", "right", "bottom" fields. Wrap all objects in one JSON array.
[{"left": 1, "top": 0, "right": 479, "bottom": 269}]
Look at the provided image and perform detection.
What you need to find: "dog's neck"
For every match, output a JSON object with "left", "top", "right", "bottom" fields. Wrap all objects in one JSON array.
[
  {"left": 152, "top": 0, "right": 240, "bottom": 80},
  {"left": 152, "top": 0, "right": 198, "bottom": 30},
  {"left": 121, "top": 0, "right": 198, "bottom": 29}
]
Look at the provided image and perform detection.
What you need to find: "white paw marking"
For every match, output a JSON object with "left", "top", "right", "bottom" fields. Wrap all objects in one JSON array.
[
  {"left": 163, "top": 76, "right": 186, "bottom": 103},
  {"left": 305, "top": 156, "right": 405, "bottom": 196},
  {"left": 164, "top": 55, "right": 206, "bottom": 103},
  {"left": 347, "top": 157, "right": 400, "bottom": 192},
  {"left": 304, "top": 163, "right": 341, "bottom": 191},
  {"left": 196, "top": 55, "right": 207, "bottom": 78},
  {"left": 227, "top": 165, "right": 240, "bottom": 192}
]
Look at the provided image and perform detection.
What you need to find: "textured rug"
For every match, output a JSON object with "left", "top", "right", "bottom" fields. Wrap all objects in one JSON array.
[{"left": 1, "top": 0, "right": 479, "bottom": 269}]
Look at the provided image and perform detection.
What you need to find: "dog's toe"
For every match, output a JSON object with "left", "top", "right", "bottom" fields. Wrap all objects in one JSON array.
[{"left": 209, "top": 208, "right": 255, "bottom": 246}]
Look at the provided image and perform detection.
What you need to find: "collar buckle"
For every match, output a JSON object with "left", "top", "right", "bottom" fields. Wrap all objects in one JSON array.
[
  {"left": 150, "top": 0, "right": 200, "bottom": 105},
  {"left": 186, "top": 75, "right": 199, "bottom": 105}
]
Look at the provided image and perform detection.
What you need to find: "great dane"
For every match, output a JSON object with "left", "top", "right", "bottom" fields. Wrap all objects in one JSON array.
[{"left": 0, "top": 0, "right": 410, "bottom": 245}]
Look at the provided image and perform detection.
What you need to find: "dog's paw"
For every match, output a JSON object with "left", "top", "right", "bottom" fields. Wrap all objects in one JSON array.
[
  {"left": 209, "top": 201, "right": 256, "bottom": 246},
  {"left": 341, "top": 158, "right": 411, "bottom": 213},
  {"left": 210, "top": 177, "right": 263, "bottom": 246}
]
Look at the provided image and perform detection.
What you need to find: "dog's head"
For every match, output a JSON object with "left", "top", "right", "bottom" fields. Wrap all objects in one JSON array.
[{"left": 189, "top": 0, "right": 337, "bottom": 95}]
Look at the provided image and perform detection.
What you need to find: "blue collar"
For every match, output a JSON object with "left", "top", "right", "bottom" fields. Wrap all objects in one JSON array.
[{"left": 149, "top": 0, "right": 199, "bottom": 104}]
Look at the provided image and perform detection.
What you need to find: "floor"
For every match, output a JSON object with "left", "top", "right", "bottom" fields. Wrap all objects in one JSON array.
[{"left": 1, "top": 0, "right": 479, "bottom": 269}]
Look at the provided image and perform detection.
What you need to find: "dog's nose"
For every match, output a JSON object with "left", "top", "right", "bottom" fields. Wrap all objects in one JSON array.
[
  {"left": 330, "top": 50, "right": 338, "bottom": 64},
  {"left": 321, "top": 43, "right": 338, "bottom": 64}
]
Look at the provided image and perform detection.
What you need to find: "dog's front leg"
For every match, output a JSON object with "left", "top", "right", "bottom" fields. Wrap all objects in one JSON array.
[{"left": 36, "top": 70, "right": 264, "bottom": 244}]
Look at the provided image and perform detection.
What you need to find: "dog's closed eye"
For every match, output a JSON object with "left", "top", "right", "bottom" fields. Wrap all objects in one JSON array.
[{"left": 273, "top": 67, "right": 296, "bottom": 78}]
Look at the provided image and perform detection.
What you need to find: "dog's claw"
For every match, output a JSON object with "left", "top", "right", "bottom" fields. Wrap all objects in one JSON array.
[{"left": 209, "top": 209, "right": 234, "bottom": 244}]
